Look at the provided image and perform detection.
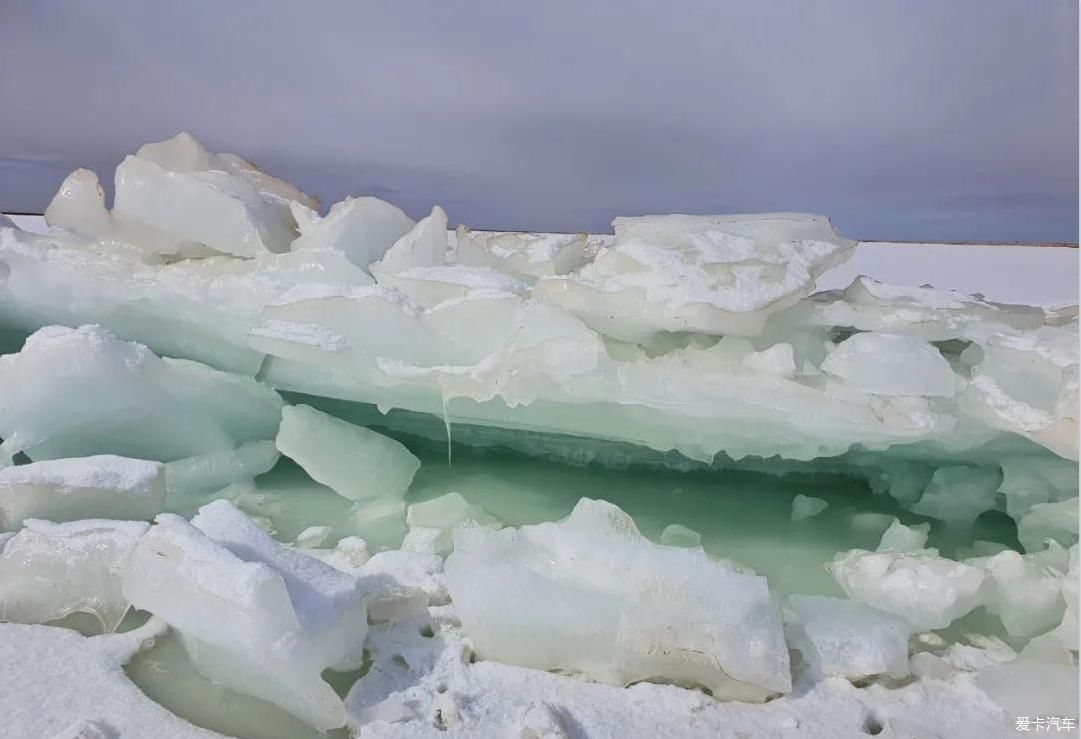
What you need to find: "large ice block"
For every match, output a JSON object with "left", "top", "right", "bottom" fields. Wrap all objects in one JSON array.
[
  {"left": 121, "top": 500, "right": 367, "bottom": 730},
  {"left": 445, "top": 498, "right": 791, "bottom": 701}
]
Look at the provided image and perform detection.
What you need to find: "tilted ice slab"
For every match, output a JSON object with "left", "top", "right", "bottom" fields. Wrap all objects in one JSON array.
[
  {"left": 0, "top": 454, "right": 164, "bottom": 528},
  {"left": 0, "top": 518, "right": 147, "bottom": 632},
  {"left": 444, "top": 498, "right": 791, "bottom": 701},
  {"left": 0, "top": 325, "right": 283, "bottom": 463},
  {"left": 276, "top": 404, "right": 420, "bottom": 542},
  {"left": 0, "top": 620, "right": 225, "bottom": 739},
  {"left": 276, "top": 403, "right": 420, "bottom": 504},
  {"left": 47, "top": 132, "right": 316, "bottom": 258},
  {"left": 121, "top": 500, "right": 368, "bottom": 730},
  {"left": 532, "top": 213, "right": 856, "bottom": 343}
]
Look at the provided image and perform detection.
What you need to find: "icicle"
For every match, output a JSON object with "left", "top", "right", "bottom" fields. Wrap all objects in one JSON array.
[{"left": 441, "top": 392, "right": 453, "bottom": 469}]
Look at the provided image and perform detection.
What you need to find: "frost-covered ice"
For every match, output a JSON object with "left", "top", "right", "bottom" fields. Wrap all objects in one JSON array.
[
  {"left": 0, "top": 518, "right": 147, "bottom": 631},
  {"left": 445, "top": 498, "right": 791, "bottom": 700},
  {"left": 0, "top": 454, "right": 164, "bottom": 528},
  {"left": 121, "top": 500, "right": 367, "bottom": 730}
]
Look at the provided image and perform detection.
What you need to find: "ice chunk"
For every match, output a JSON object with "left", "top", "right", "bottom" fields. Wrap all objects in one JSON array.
[
  {"left": 910, "top": 465, "right": 1002, "bottom": 524},
  {"left": 0, "top": 455, "right": 164, "bottom": 528},
  {"left": 0, "top": 325, "right": 283, "bottom": 463},
  {"left": 44, "top": 168, "right": 112, "bottom": 240},
  {"left": 354, "top": 549, "right": 448, "bottom": 623},
  {"left": 785, "top": 595, "right": 910, "bottom": 678},
  {"left": 876, "top": 518, "right": 930, "bottom": 553},
  {"left": 121, "top": 501, "right": 367, "bottom": 730},
  {"left": 962, "top": 324, "right": 1079, "bottom": 460},
  {"left": 965, "top": 549, "right": 1066, "bottom": 637},
  {"left": 820, "top": 332, "right": 956, "bottom": 397},
  {"left": 0, "top": 519, "right": 148, "bottom": 631},
  {"left": 289, "top": 196, "right": 414, "bottom": 271},
  {"left": 164, "top": 441, "right": 280, "bottom": 496},
  {"left": 827, "top": 548, "right": 989, "bottom": 630},
  {"left": 455, "top": 227, "right": 588, "bottom": 281},
  {"left": 1017, "top": 499, "right": 1079, "bottom": 553},
  {"left": 374, "top": 205, "right": 448, "bottom": 274},
  {"left": 790, "top": 494, "right": 828, "bottom": 522},
  {"left": 534, "top": 213, "right": 855, "bottom": 344},
  {"left": 445, "top": 498, "right": 791, "bottom": 700},
  {"left": 659, "top": 523, "right": 702, "bottom": 547},
  {"left": 276, "top": 404, "right": 420, "bottom": 507},
  {"left": 402, "top": 492, "right": 500, "bottom": 556},
  {"left": 111, "top": 132, "right": 312, "bottom": 257},
  {"left": 293, "top": 525, "right": 332, "bottom": 549}
]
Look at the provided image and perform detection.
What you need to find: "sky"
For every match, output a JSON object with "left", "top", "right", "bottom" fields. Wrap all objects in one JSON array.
[{"left": 0, "top": 0, "right": 1076, "bottom": 243}]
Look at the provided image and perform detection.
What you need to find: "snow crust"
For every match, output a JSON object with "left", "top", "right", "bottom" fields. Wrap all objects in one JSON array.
[{"left": 0, "top": 454, "right": 164, "bottom": 528}]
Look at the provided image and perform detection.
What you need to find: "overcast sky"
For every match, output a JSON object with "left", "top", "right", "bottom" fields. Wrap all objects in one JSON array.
[{"left": 0, "top": 0, "right": 1076, "bottom": 242}]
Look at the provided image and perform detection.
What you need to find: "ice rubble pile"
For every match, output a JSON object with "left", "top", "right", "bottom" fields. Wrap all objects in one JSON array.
[
  {"left": 1, "top": 133, "right": 1073, "bottom": 468},
  {"left": 0, "top": 133, "right": 1076, "bottom": 736}
]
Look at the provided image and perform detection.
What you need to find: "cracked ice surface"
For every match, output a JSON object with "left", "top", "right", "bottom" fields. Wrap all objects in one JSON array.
[{"left": 0, "top": 133, "right": 1076, "bottom": 738}]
